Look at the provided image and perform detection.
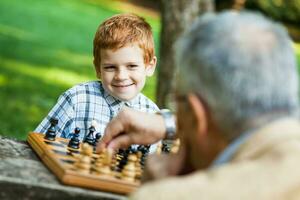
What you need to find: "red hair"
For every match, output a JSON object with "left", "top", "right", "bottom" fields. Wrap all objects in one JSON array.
[{"left": 93, "top": 13, "right": 155, "bottom": 68}]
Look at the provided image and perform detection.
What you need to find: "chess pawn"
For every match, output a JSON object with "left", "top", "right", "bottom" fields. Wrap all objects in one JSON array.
[
  {"left": 93, "top": 154, "right": 104, "bottom": 173},
  {"left": 93, "top": 149, "right": 112, "bottom": 175},
  {"left": 137, "top": 145, "right": 150, "bottom": 167},
  {"left": 121, "top": 154, "right": 137, "bottom": 182},
  {"left": 74, "top": 155, "right": 91, "bottom": 174},
  {"left": 113, "top": 153, "right": 123, "bottom": 172},
  {"left": 44, "top": 118, "right": 58, "bottom": 141},
  {"left": 171, "top": 139, "right": 180, "bottom": 154},
  {"left": 156, "top": 142, "right": 162, "bottom": 155},
  {"left": 74, "top": 143, "right": 93, "bottom": 173},
  {"left": 135, "top": 152, "right": 143, "bottom": 180},
  {"left": 110, "top": 153, "right": 119, "bottom": 171},
  {"left": 81, "top": 143, "right": 93, "bottom": 156},
  {"left": 68, "top": 127, "right": 80, "bottom": 149}
]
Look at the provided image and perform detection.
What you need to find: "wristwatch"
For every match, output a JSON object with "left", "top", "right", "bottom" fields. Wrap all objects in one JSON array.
[{"left": 157, "top": 109, "right": 176, "bottom": 140}]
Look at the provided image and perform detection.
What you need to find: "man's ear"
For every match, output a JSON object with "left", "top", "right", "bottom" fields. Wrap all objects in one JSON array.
[
  {"left": 187, "top": 93, "right": 208, "bottom": 137},
  {"left": 146, "top": 56, "right": 157, "bottom": 76}
]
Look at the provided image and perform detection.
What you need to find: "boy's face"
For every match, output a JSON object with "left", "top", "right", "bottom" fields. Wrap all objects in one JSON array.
[{"left": 97, "top": 44, "right": 156, "bottom": 101}]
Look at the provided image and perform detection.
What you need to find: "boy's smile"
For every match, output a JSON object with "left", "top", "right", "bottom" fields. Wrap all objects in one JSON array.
[{"left": 98, "top": 44, "right": 156, "bottom": 101}]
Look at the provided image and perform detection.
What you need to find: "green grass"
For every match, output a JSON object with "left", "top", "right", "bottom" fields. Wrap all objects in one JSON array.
[
  {"left": 0, "top": 0, "right": 161, "bottom": 139},
  {"left": 1, "top": 0, "right": 300, "bottom": 141}
]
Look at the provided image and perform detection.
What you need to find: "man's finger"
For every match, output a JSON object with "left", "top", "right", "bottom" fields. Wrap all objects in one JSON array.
[
  {"left": 107, "top": 134, "right": 135, "bottom": 150},
  {"left": 96, "top": 117, "right": 125, "bottom": 153},
  {"left": 96, "top": 142, "right": 106, "bottom": 153},
  {"left": 101, "top": 116, "right": 125, "bottom": 143}
]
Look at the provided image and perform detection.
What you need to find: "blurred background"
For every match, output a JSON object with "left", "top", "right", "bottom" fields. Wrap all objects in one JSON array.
[{"left": 0, "top": 0, "right": 299, "bottom": 140}]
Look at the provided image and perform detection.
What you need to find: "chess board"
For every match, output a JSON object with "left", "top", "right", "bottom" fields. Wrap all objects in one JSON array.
[{"left": 27, "top": 132, "right": 140, "bottom": 195}]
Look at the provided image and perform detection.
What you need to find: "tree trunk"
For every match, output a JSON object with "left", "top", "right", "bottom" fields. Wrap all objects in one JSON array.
[{"left": 157, "top": 0, "right": 214, "bottom": 107}]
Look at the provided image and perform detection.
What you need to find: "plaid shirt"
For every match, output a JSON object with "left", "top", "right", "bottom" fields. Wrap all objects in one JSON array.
[{"left": 35, "top": 81, "right": 159, "bottom": 143}]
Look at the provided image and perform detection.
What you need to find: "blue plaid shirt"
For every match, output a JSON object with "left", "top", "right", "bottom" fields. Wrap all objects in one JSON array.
[{"left": 35, "top": 81, "right": 159, "bottom": 142}]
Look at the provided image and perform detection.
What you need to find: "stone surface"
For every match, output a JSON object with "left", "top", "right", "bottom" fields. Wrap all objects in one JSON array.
[{"left": 0, "top": 135, "right": 126, "bottom": 200}]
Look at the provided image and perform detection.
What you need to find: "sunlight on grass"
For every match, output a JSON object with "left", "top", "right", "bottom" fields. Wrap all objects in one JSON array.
[
  {"left": 0, "top": 23, "right": 34, "bottom": 40},
  {"left": 0, "top": 74, "right": 8, "bottom": 86},
  {"left": 1, "top": 57, "right": 92, "bottom": 87},
  {"left": 294, "top": 42, "right": 300, "bottom": 68},
  {"left": 294, "top": 43, "right": 300, "bottom": 55},
  {"left": 55, "top": 50, "right": 93, "bottom": 66},
  {"left": 83, "top": 0, "right": 160, "bottom": 30}
]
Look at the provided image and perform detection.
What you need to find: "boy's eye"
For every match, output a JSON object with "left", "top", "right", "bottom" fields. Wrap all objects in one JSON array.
[
  {"left": 103, "top": 66, "right": 116, "bottom": 71},
  {"left": 128, "top": 64, "right": 138, "bottom": 69}
]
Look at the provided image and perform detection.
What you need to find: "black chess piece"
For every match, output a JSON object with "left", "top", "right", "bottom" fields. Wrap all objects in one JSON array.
[
  {"left": 68, "top": 127, "right": 81, "bottom": 149},
  {"left": 137, "top": 145, "right": 150, "bottom": 167},
  {"left": 94, "top": 132, "right": 102, "bottom": 146},
  {"left": 162, "top": 142, "right": 171, "bottom": 153},
  {"left": 83, "top": 124, "right": 95, "bottom": 146},
  {"left": 117, "top": 146, "right": 134, "bottom": 171},
  {"left": 44, "top": 118, "right": 58, "bottom": 141}
]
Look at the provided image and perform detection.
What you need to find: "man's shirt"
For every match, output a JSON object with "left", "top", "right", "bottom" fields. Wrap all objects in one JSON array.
[
  {"left": 212, "top": 130, "right": 255, "bottom": 167},
  {"left": 35, "top": 81, "right": 159, "bottom": 141}
]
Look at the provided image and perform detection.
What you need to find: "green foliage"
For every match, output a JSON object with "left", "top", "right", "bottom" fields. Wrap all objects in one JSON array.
[
  {"left": 0, "top": 0, "right": 160, "bottom": 139},
  {"left": 246, "top": 0, "right": 300, "bottom": 25},
  {"left": 295, "top": 43, "right": 300, "bottom": 71}
]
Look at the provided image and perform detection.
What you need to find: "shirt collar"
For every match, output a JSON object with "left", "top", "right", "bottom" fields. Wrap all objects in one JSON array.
[
  {"left": 100, "top": 82, "right": 141, "bottom": 111},
  {"left": 211, "top": 129, "right": 255, "bottom": 167}
]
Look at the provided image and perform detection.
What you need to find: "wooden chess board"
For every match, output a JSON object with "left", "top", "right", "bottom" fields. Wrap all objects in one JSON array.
[{"left": 27, "top": 132, "right": 140, "bottom": 195}]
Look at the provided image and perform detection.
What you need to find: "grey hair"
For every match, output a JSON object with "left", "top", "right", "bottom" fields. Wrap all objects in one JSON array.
[{"left": 175, "top": 11, "right": 299, "bottom": 140}]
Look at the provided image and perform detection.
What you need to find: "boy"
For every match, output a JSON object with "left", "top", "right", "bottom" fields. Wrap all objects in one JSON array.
[{"left": 35, "top": 13, "right": 159, "bottom": 146}]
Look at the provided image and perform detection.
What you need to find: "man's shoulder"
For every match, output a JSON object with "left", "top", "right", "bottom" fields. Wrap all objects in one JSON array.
[
  {"left": 132, "top": 144, "right": 300, "bottom": 200},
  {"left": 233, "top": 118, "right": 300, "bottom": 161}
]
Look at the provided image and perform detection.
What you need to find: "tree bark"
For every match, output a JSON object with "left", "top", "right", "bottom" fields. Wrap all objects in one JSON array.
[{"left": 157, "top": 0, "right": 214, "bottom": 107}]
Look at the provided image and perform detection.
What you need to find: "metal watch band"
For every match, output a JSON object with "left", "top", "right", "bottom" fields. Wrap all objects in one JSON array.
[{"left": 157, "top": 109, "right": 176, "bottom": 140}]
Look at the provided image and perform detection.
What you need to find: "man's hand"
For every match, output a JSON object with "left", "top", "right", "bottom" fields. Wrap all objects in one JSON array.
[
  {"left": 142, "top": 143, "right": 195, "bottom": 183},
  {"left": 96, "top": 107, "right": 166, "bottom": 152}
]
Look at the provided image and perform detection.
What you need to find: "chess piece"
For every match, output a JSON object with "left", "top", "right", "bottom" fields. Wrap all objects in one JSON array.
[
  {"left": 93, "top": 148, "right": 112, "bottom": 175},
  {"left": 137, "top": 145, "right": 150, "bottom": 167},
  {"left": 44, "top": 118, "right": 58, "bottom": 141},
  {"left": 135, "top": 151, "right": 143, "bottom": 180},
  {"left": 83, "top": 120, "right": 97, "bottom": 146},
  {"left": 121, "top": 154, "right": 137, "bottom": 182},
  {"left": 68, "top": 127, "right": 80, "bottom": 149},
  {"left": 162, "top": 141, "right": 171, "bottom": 153},
  {"left": 171, "top": 139, "right": 180, "bottom": 154},
  {"left": 74, "top": 143, "right": 93, "bottom": 173},
  {"left": 94, "top": 132, "right": 102, "bottom": 146},
  {"left": 111, "top": 153, "right": 120, "bottom": 171},
  {"left": 118, "top": 146, "right": 134, "bottom": 170},
  {"left": 156, "top": 142, "right": 162, "bottom": 155}
]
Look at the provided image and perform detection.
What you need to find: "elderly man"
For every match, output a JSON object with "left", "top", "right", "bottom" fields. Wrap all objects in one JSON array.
[{"left": 98, "top": 11, "right": 300, "bottom": 199}]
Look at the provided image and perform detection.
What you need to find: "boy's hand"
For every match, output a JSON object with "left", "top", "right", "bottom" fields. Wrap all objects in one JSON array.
[{"left": 96, "top": 107, "right": 166, "bottom": 152}]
